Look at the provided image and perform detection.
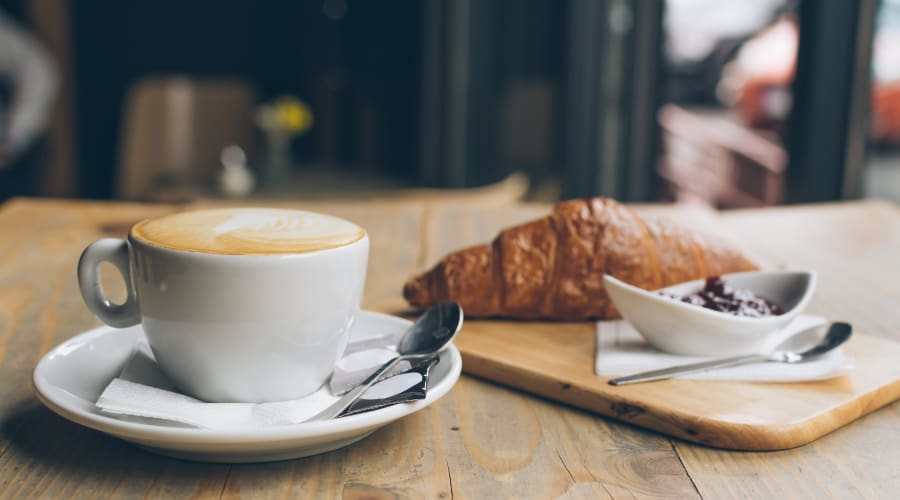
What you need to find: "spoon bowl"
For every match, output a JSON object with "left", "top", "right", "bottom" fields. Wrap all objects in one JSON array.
[
  {"left": 769, "top": 322, "right": 852, "bottom": 363},
  {"left": 306, "top": 302, "right": 464, "bottom": 420},
  {"left": 397, "top": 301, "right": 464, "bottom": 356}
]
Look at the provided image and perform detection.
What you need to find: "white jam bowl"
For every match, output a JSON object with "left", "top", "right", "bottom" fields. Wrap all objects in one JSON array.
[{"left": 603, "top": 271, "right": 816, "bottom": 356}]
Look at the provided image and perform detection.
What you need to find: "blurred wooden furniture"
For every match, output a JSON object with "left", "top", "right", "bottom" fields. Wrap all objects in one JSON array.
[
  {"left": 1, "top": 197, "right": 898, "bottom": 497},
  {"left": 658, "top": 104, "right": 787, "bottom": 208},
  {"left": 117, "top": 77, "right": 258, "bottom": 200},
  {"left": 191, "top": 171, "right": 530, "bottom": 207},
  {"left": 28, "top": 0, "right": 78, "bottom": 198},
  {"left": 386, "top": 172, "right": 529, "bottom": 206}
]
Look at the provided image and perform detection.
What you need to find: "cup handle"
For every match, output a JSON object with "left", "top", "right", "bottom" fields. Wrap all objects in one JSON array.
[{"left": 77, "top": 238, "right": 141, "bottom": 328}]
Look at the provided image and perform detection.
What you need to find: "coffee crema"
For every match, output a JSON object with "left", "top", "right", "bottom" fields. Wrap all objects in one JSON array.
[{"left": 131, "top": 208, "right": 365, "bottom": 255}]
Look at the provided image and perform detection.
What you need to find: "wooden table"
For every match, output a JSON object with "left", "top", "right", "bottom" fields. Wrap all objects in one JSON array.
[{"left": 1, "top": 197, "right": 898, "bottom": 498}]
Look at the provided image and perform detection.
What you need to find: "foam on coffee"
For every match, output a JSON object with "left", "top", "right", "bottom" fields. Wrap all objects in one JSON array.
[{"left": 131, "top": 208, "right": 365, "bottom": 255}]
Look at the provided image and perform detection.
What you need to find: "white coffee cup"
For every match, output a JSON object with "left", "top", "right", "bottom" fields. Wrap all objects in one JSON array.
[{"left": 77, "top": 208, "right": 369, "bottom": 403}]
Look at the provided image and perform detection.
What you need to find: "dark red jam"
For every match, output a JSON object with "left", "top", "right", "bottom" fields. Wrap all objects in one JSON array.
[{"left": 666, "top": 276, "right": 784, "bottom": 318}]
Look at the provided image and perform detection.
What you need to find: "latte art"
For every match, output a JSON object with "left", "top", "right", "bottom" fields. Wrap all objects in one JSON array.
[{"left": 131, "top": 208, "right": 365, "bottom": 255}]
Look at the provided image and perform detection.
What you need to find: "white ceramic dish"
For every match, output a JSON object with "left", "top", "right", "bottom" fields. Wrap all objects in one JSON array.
[
  {"left": 603, "top": 271, "right": 816, "bottom": 356},
  {"left": 32, "top": 310, "right": 462, "bottom": 463}
]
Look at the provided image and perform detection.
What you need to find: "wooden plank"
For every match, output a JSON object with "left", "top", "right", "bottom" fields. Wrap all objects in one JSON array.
[
  {"left": 454, "top": 319, "right": 900, "bottom": 450},
  {"left": 674, "top": 200, "right": 900, "bottom": 498},
  {"left": 423, "top": 200, "right": 900, "bottom": 496},
  {"left": 4, "top": 198, "right": 899, "bottom": 497},
  {"left": 0, "top": 199, "right": 701, "bottom": 498},
  {"left": 419, "top": 201, "right": 704, "bottom": 496},
  {"left": 718, "top": 201, "right": 900, "bottom": 339},
  {"left": 0, "top": 199, "right": 229, "bottom": 498},
  {"left": 432, "top": 200, "right": 900, "bottom": 450}
]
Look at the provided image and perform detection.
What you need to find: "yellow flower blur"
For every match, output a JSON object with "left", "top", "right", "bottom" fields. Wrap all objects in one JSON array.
[{"left": 273, "top": 96, "right": 313, "bottom": 134}]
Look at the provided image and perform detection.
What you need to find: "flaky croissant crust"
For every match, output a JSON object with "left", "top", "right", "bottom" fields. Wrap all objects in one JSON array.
[{"left": 403, "top": 198, "right": 758, "bottom": 320}]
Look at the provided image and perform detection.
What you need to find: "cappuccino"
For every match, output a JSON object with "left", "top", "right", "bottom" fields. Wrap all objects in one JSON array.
[
  {"left": 79, "top": 207, "right": 370, "bottom": 402},
  {"left": 131, "top": 208, "right": 365, "bottom": 255}
]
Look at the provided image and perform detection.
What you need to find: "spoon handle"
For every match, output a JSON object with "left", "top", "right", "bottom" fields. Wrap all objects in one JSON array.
[
  {"left": 608, "top": 353, "right": 770, "bottom": 386},
  {"left": 305, "top": 356, "right": 405, "bottom": 422}
]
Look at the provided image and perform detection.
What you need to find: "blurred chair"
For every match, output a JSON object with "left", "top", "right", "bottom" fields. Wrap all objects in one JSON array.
[
  {"left": 657, "top": 104, "right": 786, "bottom": 208},
  {"left": 117, "top": 76, "right": 257, "bottom": 200}
]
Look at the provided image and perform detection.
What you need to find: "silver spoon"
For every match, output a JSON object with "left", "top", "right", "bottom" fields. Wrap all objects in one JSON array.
[
  {"left": 306, "top": 301, "right": 464, "bottom": 421},
  {"left": 608, "top": 322, "right": 853, "bottom": 386}
]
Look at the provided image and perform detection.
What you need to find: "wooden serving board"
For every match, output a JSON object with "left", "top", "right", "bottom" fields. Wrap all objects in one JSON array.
[{"left": 454, "top": 321, "right": 900, "bottom": 451}]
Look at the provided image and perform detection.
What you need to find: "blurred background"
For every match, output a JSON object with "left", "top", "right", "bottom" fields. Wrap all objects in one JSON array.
[{"left": 0, "top": 0, "right": 896, "bottom": 207}]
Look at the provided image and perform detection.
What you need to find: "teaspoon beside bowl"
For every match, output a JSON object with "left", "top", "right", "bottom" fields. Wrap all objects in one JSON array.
[{"left": 608, "top": 321, "right": 853, "bottom": 385}]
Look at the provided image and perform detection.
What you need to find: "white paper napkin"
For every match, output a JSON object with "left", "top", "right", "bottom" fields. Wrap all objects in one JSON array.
[
  {"left": 96, "top": 337, "right": 431, "bottom": 430},
  {"left": 595, "top": 314, "right": 854, "bottom": 382},
  {"left": 329, "top": 333, "right": 413, "bottom": 396}
]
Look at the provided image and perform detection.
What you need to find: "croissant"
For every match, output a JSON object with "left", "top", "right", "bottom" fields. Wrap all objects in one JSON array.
[{"left": 403, "top": 197, "right": 758, "bottom": 320}]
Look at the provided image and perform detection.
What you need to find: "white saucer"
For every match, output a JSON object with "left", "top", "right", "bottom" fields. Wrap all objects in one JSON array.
[{"left": 33, "top": 310, "right": 462, "bottom": 463}]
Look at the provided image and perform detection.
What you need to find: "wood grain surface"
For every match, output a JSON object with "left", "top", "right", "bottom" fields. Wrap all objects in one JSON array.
[
  {"left": 440, "top": 200, "right": 900, "bottom": 451},
  {"left": 456, "top": 320, "right": 900, "bottom": 450},
  {"left": 1, "top": 197, "right": 899, "bottom": 498}
]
